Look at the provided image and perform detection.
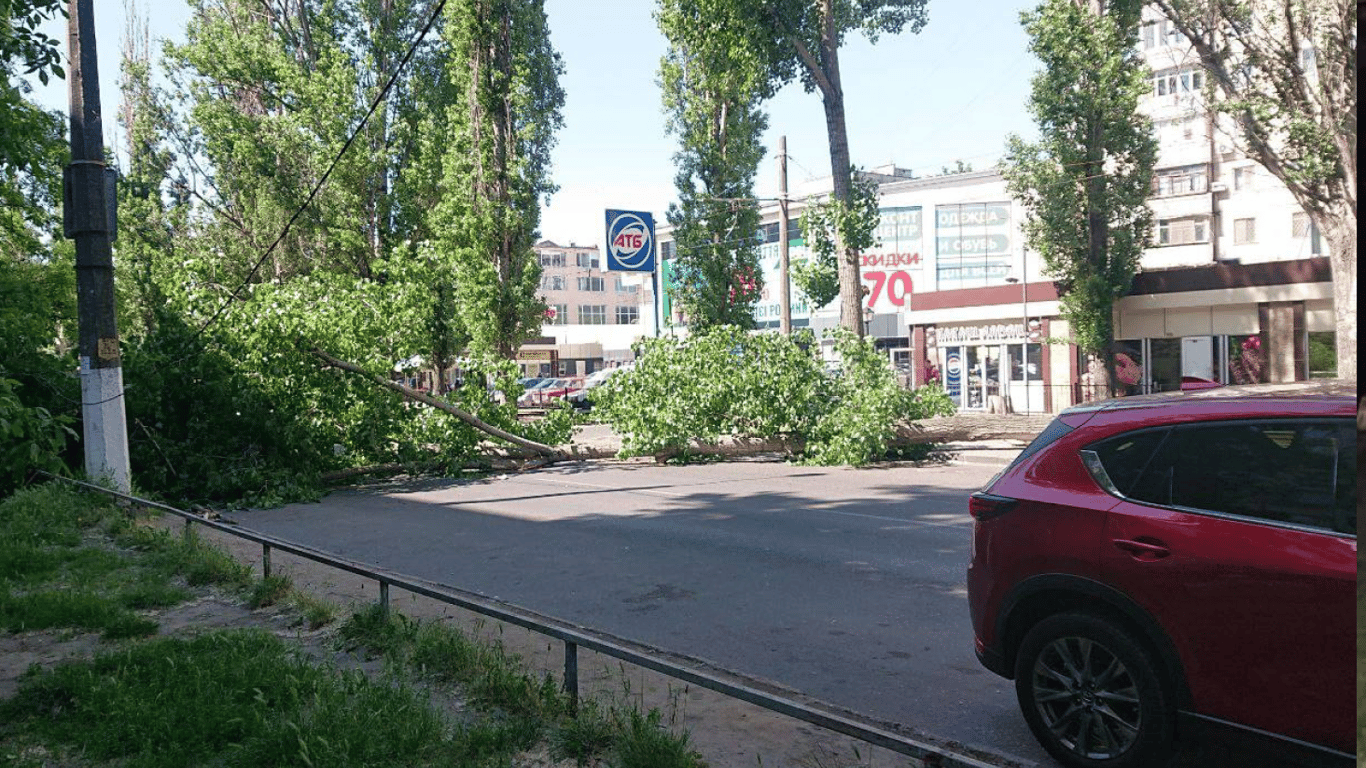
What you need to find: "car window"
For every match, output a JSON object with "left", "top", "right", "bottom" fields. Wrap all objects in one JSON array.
[
  {"left": 1127, "top": 418, "right": 1354, "bottom": 534},
  {"left": 1088, "top": 428, "right": 1169, "bottom": 497}
]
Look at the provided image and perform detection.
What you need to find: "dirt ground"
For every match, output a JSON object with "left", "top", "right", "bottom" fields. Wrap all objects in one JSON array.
[{"left": 0, "top": 501, "right": 1029, "bottom": 768}]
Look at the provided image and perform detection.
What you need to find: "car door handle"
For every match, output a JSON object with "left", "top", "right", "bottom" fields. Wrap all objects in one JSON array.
[{"left": 1112, "top": 538, "right": 1171, "bottom": 560}]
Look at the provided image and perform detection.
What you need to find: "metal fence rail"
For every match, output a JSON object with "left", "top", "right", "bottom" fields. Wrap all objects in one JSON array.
[{"left": 50, "top": 475, "right": 1021, "bottom": 768}]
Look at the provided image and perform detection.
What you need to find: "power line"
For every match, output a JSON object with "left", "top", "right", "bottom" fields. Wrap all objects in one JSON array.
[{"left": 192, "top": 0, "right": 450, "bottom": 340}]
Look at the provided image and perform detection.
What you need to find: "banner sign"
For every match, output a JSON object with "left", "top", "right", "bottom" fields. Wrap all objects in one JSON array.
[{"left": 605, "top": 210, "right": 656, "bottom": 272}]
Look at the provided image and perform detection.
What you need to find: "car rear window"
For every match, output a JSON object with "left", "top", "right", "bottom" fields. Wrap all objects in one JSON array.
[{"left": 1088, "top": 428, "right": 1169, "bottom": 497}]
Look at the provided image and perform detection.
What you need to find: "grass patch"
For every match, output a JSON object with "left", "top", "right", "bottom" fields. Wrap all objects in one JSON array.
[
  {"left": 247, "top": 574, "right": 291, "bottom": 608},
  {"left": 0, "top": 590, "right": 158, "bottom": 639},
  {"left": 287, "top": 589, "right": 338, "bottom": 629},
  {"left": 0, "top": 629, "right": 455, "bottom": 768}
]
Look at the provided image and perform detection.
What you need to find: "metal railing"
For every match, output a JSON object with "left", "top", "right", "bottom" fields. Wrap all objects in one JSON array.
[{"left": 49, "top": 474, "right": 1023, "bottom": 768}]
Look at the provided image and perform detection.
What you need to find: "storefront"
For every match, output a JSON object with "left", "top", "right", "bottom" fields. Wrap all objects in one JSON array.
[{"left": 926, "top": 319, "right": 1048, "bottom": 413}]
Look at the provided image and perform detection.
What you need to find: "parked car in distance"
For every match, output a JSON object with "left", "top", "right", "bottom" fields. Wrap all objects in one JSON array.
[
  {"left": 567, "top": 365, "right": 629, "bottom": 412},
  {"left": 967, "top": 380, "right": 1354, "bottom": 768},
  {"left": 517, "top": 377, "right": 577, "bottom": 408}
]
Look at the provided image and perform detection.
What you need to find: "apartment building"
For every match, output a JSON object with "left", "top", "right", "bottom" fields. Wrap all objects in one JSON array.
[{"left": 516, "top": 240, "right": 655, "bottom": 378}]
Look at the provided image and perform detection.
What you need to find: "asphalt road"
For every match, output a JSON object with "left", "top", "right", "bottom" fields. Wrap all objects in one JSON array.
[{"left": 233, "top": 458, "right": 1056, "bottom": 765}]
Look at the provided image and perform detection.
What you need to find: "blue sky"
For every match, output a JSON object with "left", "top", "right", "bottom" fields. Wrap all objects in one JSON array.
[{"left": 33, "top": 0, "right": 1041, "bottom": 249}]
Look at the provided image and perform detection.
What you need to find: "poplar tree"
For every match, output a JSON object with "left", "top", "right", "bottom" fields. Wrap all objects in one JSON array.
[
  {"left": 426, "top": 0, "right": 564, "bottom": 359},
  {"left": 656, "top": 0, "right": 927, "bottom": 335},
  {"left": 657, "top": 19, "right": 768, "bottom": 331},
  {"left": 1000, "top": 0, "right": 1158, "bottom": 396}
]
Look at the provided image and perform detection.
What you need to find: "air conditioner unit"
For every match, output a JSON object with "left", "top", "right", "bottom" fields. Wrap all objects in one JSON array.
[{"left": 1209, "top": 181, "right": 1228, "bottom": 193}]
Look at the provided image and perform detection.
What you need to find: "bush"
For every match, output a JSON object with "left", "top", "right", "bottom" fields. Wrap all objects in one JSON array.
[
  {"left": 593, "top": 326, "right": 954, "bottom": 465},
  {"left": 0, "top": 378, "right": 74, "bottom": 495}
]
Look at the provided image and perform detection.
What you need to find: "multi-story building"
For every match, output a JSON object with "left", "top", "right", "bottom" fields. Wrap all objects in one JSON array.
[
  {"left": 516, "top": 240, "right": 655, "bottom": 378},
  {"left": 655, "top": 13, "right": 1337, "bottom": 414}
]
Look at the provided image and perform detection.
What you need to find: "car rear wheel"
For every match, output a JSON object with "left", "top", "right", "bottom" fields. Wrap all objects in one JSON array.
[{"left": 1014, "top": 613, "right": 1174, "bottom": 768}]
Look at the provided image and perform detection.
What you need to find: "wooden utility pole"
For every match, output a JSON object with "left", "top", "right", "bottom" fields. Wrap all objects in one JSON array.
[
  {"left": 66, "top": 0, "right": 130, "bottom": 492},
  {"left": 777, "top": 136, "right": 791, "bottom": 336}
]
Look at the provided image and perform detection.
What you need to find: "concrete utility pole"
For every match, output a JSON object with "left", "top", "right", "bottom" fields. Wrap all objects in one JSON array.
[
  {"left": 66, "top": 0, "right": 130, "bottom": 492},
  {"left": 777, "top": 136, "right": 791, "bottom": 336}
]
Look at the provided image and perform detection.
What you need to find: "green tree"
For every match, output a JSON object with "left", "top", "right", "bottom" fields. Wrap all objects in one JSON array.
[
  {"left": 1001, "top": 0, "right": 1157, "bottom": 396},
  {"left": 656, "top": 0, "right": 927, "bottom": 336},
  {"left": 792, "top": 170, "right": 879, "bottom": 312},
  {"left": 1149, "top": 0, "right": 1355, "bottom": 380},
  {"left": 426, "top": 0, "right": 564, "bottom": 359},
  {"left": 657, "top": 27, "right": 768, "bottom": 331}
]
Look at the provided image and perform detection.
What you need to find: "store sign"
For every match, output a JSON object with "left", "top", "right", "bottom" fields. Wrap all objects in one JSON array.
[
  {"left": 516, "top": 350, "right": 555, "bottom": 362},
  {"left": 936, "top": 323, "right": 1028, "bottom": 344},
  {"left": 935, "top": 202, "right": 1013, "bottom": 289}
]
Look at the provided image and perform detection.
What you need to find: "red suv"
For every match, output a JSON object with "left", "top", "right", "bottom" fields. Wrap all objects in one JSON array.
[{"left": 967, "top": 381, "right": 1355, "bottom": 768}]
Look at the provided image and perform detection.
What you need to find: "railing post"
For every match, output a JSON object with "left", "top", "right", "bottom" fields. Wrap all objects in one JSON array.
[
  {"left": 378, "top": 579, "right": 389, "bottom": 619},
  {"left": 563, "top": 640, "right": 579, "bottom": 713},
  {"left": 262, "top": 543, "right": 272, "bottom": 579},
  {"left": 182, "top": 516, "right": 192, "bottom": 540}
]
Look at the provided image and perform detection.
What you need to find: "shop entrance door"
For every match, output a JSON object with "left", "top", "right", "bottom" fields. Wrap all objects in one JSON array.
[{"left": 1181, "top": 336, "right": 1216, "bottom": 381}]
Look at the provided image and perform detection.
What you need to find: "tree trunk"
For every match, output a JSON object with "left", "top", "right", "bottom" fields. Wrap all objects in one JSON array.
[
  {"left": 1323, "top": 215, "right": 1356, "bottom": 381},
  {"left": 821, "top": 87, "right": 862, "bottom": 336},
  {"left": 309, "top": 347, "right": 564, "bottom": 458}
]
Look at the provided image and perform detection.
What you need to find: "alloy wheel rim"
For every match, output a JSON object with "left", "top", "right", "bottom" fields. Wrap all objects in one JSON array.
[{"left": 1031, "top": 635, "right": 1143, "bottom": 760}]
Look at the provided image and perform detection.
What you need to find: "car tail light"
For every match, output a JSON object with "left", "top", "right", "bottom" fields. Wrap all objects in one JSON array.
[{"left": 969, "top": 492, "right": 1017, "bottom": 521}]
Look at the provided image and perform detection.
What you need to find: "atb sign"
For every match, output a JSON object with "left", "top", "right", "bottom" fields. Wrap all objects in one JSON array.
[{"left": 605, "top": 210, "right": 655, "bottom": 272}]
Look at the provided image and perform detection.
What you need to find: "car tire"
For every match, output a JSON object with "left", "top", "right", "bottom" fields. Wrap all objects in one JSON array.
[{"left": 1014, "top": 613, "right": 1174, "bottom": 768}]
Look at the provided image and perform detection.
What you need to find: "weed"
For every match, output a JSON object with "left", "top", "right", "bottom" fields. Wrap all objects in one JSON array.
[
  {"left": 117, "top": 581, "right": 192, "bottom": 610},
  {"left": 550, "top": 699, "right": 616, "bottom": 765},
  {"left": 287, "top": 589, "right": 338, "bottom": 629},
  {"left": 247, "top": 574, "right": 291, "bottom": 608},
  {"left": 611, "top": 707, "right": 705, "bottom": 768}
]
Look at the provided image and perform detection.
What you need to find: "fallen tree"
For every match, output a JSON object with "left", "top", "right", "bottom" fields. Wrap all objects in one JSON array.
[{"left": 309, "top": 347, "right": 565, "bottom": 460}]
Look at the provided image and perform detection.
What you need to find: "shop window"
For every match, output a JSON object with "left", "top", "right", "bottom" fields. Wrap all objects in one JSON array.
[
  {"left": 1008, "top": 344, "right": 1043, "bottom": 382},
  {"left": 1233, "top": 218, "right": 1256, "bottom": 244},
  {"left": 1227, "top": 334, "right": 1267, "bottom": 384},
  {"left": 577, "top": 305, "right": 606, "bottom": 325},
  {"left": 1307, "top": 331, "right": 1335, "bottom": 379},
  {"left": 1113, "top": 340, "right": 1145, "bottom": 395}
]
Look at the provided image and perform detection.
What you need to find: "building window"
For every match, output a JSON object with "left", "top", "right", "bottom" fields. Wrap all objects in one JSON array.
[
  {"left": 1152, "top": 164, "right": 1208, "bottom": 196},
  {"left": 541, "top": 275, "right": 565, "bottom": 291},
  {"left": 1291, "top": 212, "right": 1323, "bottom": 255},
  {"left": 1233, "top": 166, "right": 1254, "bottom": 190},
  {"left": 1157, "top": 216, "right": 1209, "bottom": 246},
  {"left": 577, "top": 276, "right": 605, "bottom": 292},
  {"left": 547, "top": 304, "right": 567, "bottom": 325},
  {"left": 614, "top": 277, "right": 638, "bottom": 293},
  {"left": 539, "top": 252, "right": 565, "bottom": 268},
  {"left": 575, "top": 252, "right": 600, "bottom": 269},
  {"left": 615, "top": 305, "right": 639, "bottom": 325},
  {"left": 1142, "top": 20, "right": 1158, "bottom": 48},
  {"left": 661, "top": 241, "right": 675, "bottom": 260},
  {"left": 578, "top": 305, "right": 606, "bottom": 325},
  {"left": 1233, "top": 217, "right": 1256, "bottom": 244},
  {"left": 1153, "top": 67, "right": 1202, "bottom": 97}
]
